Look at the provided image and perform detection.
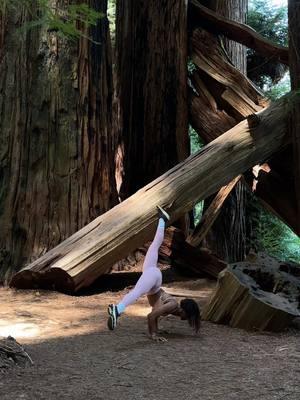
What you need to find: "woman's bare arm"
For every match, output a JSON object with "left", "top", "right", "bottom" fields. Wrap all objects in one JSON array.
[{"left": 147, "top": 301, "right": 178, "bottom": 341}]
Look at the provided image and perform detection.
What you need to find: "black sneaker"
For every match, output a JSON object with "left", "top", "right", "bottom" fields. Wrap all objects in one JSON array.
[
  {"left": 156, "top": 205, "right": 170, "bottom": 223},
  {"left": 107, "top": 304, "right": 119, "bottom": 330}
]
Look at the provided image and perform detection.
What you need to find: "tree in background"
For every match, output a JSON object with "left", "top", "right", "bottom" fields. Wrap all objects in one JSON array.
[
  {"left": 247, "top": 0, "right": 288, "bottom": 89},
  {"left": 0, "top": 0, "right": 118, "bottom": 281},
  {"left": 114, "top": 0, "right": 189, "bottom": 200},
  {"left": 201, "top": 0, "right": 248, "bottom": 263}
]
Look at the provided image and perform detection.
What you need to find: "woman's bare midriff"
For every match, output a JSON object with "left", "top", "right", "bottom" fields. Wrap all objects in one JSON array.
[{"left": 147, "top": 289, "right": 179, "bottom": 315}]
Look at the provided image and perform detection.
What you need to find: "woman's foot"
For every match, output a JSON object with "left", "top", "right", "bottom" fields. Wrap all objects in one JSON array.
[
  {"left": 156, "top": 205, "right": 170, "bottom": 222},
  {"left": 107, "top": 304, "right": 119, "bottom": 330}
]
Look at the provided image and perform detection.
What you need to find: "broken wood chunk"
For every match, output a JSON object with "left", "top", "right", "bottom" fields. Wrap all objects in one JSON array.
[
  {"left": 202, "top": 253, "right": 300, "bottom": 331},
  {"left": 186, "top": 175, "right": 241, "bottom": 247},
  {"left": 247, "top": 113, "right": 261, "bottom": 128}
]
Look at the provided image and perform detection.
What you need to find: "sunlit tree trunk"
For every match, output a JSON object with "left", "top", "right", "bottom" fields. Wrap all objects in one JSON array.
[{"left": 0, "top": 1, "right": 118, "bottom": 281}]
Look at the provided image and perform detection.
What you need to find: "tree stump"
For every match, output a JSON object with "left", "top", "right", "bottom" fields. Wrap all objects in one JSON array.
[{"left": 202, "top": 253, "right": 300, "bottom": 331}]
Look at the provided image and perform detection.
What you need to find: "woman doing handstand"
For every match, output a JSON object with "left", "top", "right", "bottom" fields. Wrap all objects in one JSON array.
[{"left": 107, "top": 206, "right": 201, "bottom": 341}]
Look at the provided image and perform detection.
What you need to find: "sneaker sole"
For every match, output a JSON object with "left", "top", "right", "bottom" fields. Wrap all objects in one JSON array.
[
  {"left": 107, "top": 305, "right": 116, "bottom": 330},
  {"left": 157, "top": 205, "right": 170, "bottom": 221},
  {"left": 107, "top": 316, "right": 114, "bottom": 331}
]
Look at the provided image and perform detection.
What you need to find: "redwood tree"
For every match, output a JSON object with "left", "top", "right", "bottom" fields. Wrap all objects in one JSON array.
[
  {"left": 288, "top": 0, "right": 300, "bottom": 233},
  {"left": 115, "top": 0, "right": 189, "bottom": 199},
  {"left": 199, "top": 0, "right": 249, "bottom": 262},
  {"left": 0, "top": 1, "right": 118, "bottom": 281}
]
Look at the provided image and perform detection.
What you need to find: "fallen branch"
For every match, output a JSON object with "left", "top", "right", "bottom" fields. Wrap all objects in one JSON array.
[
  {"left": 186, "top": 175, "right": 241, "bottom": 247},
  {"left": 190, "top": 0, "right": 289, "bottom": 65}
]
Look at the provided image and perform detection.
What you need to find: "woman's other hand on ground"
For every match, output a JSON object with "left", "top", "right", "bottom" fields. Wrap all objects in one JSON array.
[{"left": 149, "top": 333, "right": 168, "bottom": 342}]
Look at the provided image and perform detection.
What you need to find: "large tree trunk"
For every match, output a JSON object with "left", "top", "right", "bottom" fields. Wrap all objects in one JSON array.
[
  {"left": 288, "top": 0, "right": 300, "bottom": 233},
  {"left": 10, "top": 92, "right": 299, "bottom": 293},
  {"left": 115, "top": 0, "right": 189, "bottom": 200},
  {"left": 210, "top": 0, "right": 248, "bottom": 74},
  {"left": 0, "top": 1, "right": 118, "bottom": 282},
  {"left": 209, "top": 0, "right": 248, "bottom": 263},
  {"left": 190, "top": 0, "right": 249, "bottom": 262}
]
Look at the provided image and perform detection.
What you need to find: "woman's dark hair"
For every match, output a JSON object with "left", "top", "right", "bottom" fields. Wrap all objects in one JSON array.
[{"left": 180, "top": 298, "right": 201, "bottom": 333}]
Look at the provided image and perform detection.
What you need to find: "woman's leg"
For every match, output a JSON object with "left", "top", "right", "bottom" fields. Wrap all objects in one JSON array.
[
  {"left": 142, "top": 218, "right": 165, "bottom": 272},
  {"left": 118, "top": 268, "right": 162, "bottom": 309},
  {"left": 107, "top": 206, "right": 170, "bottom": 330},
  {"left": 116, "top": 218, "right": 166, "bottom": 313}
]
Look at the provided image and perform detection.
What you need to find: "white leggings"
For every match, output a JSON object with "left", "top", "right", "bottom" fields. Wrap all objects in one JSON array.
[{"left": 117, "top": 219, "right": 165, "bottom": 310}]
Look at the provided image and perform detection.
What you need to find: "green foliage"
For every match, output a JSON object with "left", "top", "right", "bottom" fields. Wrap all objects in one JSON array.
[
  {"left": 0, "top": 0, "right": 104, "bottom": 41},
  {"left": 248, "top": 196, "right": 300, "bottom": 263},
  {"left": 189, "top": 125, "right": 204, "bottom": 155},
  {"left": 247, "top": 0, "right": 288, "bottom": 89},
  {"left": 188, "top": 59, "right": 197, "bottom": 74},
  {"left": 264, "top": 73, "right": 291, "bottom": 100},
  {"left": 248, "top": 0, "right": 288, "bottom": 47}
]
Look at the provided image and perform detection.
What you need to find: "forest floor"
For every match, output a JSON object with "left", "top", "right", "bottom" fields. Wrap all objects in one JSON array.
[{"left": 0, "top": 265, "right": 299, "bottom": 400}]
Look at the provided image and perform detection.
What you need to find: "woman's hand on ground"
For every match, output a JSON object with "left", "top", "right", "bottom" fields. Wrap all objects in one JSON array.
[{"left": 149, "top": 333, "right": 168, "bottom": 343}]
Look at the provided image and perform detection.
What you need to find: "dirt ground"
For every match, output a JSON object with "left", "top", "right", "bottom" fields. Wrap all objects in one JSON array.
[{"left": 0, "top": 273, "right": 299, "bottom": 400}]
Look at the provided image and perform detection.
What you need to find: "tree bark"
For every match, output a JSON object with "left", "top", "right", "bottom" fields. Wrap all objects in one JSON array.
[
  {"left": 115, "top": 0, "right": 189, "bottom": 199},
  {"left": 191, "top": 0, "right": 249, "bottom": 262},
  {"left": 207, "top": 0, "right": 248, "bottom": 263},
  {"left": 202, "top": 253, "right": 300, "bottom": 331},
  {"left": 210, "top": 0, "right": 248, "bottom": 74},
  {"left": 189, "top": 28, "right": 266, "bottom": 143},
  {"left": 288, "top": 0, "right": 300, "bottom": 233},
  {"left": 189, "top": 27, "right": 299, "bottom": 237},
  {"left": 10, "top": 92, "right": 299, "bottom": 293},
  {"left": 0, "top": 1, "right": 118, "bottom": 282},
  {"left": 186, "top": 175, "right": 242, "bottom": 247},
  {"left": 190, "top": 0, "right": 289, "bottom": 65}
]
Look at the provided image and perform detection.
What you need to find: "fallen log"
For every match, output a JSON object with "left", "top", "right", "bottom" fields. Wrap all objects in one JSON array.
[
  {"left": 10, "top": 92, "right": 299, "bottom": 293},
  {"left": 186, "top": 175, "right": 241, "bottom": 247},
  {"left": 202, "top": 253, "right": 300, "bottom": 331},
  {"left": 189, "top": 0, "right": 289, "bottom": 65}
]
